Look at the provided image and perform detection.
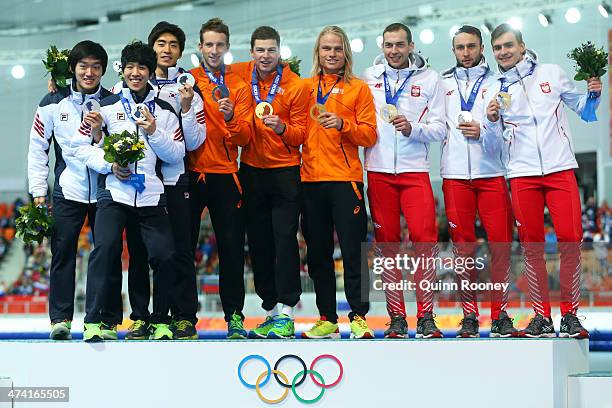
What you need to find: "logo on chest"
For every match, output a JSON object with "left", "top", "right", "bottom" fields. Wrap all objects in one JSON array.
[
  {"left": 60, "top": 113, "right": 69, "bottom": 121},
  {"left": 540, "top": 82, "right": 551, "bottom": 94},
  {"left": 446, "top": 89, "right": 454, "bottom": 96},
  {"left": 117, "top": 112, "right": 126, "bottom": 121},
  {"left": 411, "top": 85, "right": 421, "bottom": 97}
]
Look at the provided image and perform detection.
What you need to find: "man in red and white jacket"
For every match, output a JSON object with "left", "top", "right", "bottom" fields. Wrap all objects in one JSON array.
[
  {"left": 363, "top": 22, "right": 446, "bottom": 339},
  {"left": 441, "top": 25, "right": 516, "bottom": 338},
  {"left": 482, "top": 24, "right": 602, "bottom": 338}
]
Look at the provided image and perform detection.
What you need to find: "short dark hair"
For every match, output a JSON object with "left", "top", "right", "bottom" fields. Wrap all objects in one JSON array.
[
  {"left": 120, "top": 41, "right": 157, "bottom": 76},
  {"left": 383, "top": 22, "right": 412, "bottom": 43},
  {"left": 250, "top": 26, "right": 280, "bottom": 50},
  {"left": 69, "top": 40, "right": 108, "bottom": 75},
  {"left": 199, "top": 18, "right": 230, "bottom": 45},
  {"left": 490, "top": 23, "right": 523, "bottom": 45},
  {"left": 148, "top": 21, "right": 186, "bottom": 52},
  {"left": 453, "top": 25, "right": 482, "bottom": 46}
]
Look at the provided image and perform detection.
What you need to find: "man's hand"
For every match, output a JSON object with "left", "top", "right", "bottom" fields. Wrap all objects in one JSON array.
[
  {"left": 136, "top": 106, "right": 157, "bottom": 134},
  {"left": 317, "top": 111, "right": 343, "bottom": 130},
  {"left": 587, "top": 77, "right": 602, "bottom": 95},
  {"left": 457, "top": 120, "right": 481, "bottom": 139},
  {"left": 48, "top": 78, "right": 57, "bottom": 93},
  {"left": 33, "top": 196, "right": 46, "bottom": 206},
  {"left": 218, "top": 98, "right": 235, "bottom": 122},
  {"left": 486, "top": 99, "right": 501, "bottom": 122},
  {"left": 262, "top": 115, "right": 286, "bottom": 134},
  {"left": 112, "top": 163, "right": 131, "bottom": 181},
  {"left": 179, "top": 83, "right": 195, "bottom": 113},
  {"left": 392, "top": 115, "right": 412, "bottom": 136}
]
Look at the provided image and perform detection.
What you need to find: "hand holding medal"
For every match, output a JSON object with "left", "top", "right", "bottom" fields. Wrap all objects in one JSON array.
[
  {"left": 134, "top": 103, "right": 157, "bottom": 134},
  {"left": 177, "top": 73, "right": 196, "bottom": 113}
]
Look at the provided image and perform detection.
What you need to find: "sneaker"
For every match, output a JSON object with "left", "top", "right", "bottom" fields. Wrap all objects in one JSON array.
[
  {"left": 350, "top": 315, "right": 374, "bottom": 339},
  {"left": 559, "top": 313, "right": 589, "bottom": 339},
  {"left": 83, "top": 323, "right": 103, "bottom": 343},
  {"left": 50, "top": 320, "right": 72, "bottom": 340},
  {"left": 384, "top": 315, "right": 408, "bottom": 339},
  {"left": 456, "top": 312, "right": 480, "bottom": 338},
  {"left": 248, "top": 316, "right": 276, "bottom": 339},
  {"left": 490, "top": 311, "right": 518, "bottom": 338},
  {"left": 227, "top": 313, "right": 247, "bottom": 339},
  {"left": 416, "top": 312, "right": 443, "bottom": 339},
  {"left": 174, "top": 320, "right": 198, "bottom": 340},
  {"left": 302, "top": 318, "right": 340, "bottom": 339},
  {"left": 267, "top": 314, "right": 295, "bottom": 339},
  {"left": 520, "top": 314, "right": 556, "bottom": 338},
  {"left": 150, "top": 323, "right": 173, "bottom": 340},
  {"left": 100, "top": 323, "right": 118, "bottom": 340},
  {"left": 126, "top": 320, "right": 150, "bottom": 340}
]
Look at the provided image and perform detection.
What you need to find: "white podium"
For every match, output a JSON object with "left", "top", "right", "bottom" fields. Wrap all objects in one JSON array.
[{"left": 0, "top": 338, "right": 590, "bottom": 407}]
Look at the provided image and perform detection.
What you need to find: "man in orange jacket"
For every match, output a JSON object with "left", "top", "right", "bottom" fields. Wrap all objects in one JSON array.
[
  {"left": 188, "top": 18, "right": 253, "bottom": 339},
  {"left": 300, "top": 26, "right": 377, "bottom": 339},
  {"left": 230, "top": 26, "right": 309, "bottom": 339}
]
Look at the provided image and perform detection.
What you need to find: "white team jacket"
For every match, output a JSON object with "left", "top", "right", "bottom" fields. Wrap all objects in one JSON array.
[
  {"left": 362, "top": 53, "right": 446, "bottom": 174},
  {"left": 28, "top": 83, "right": 112, "bottom": 203},
  {"left": 440, "top": 58, "right": 505, "bottom": 179},
  {"left": 72, "top": 85, "right": 184, "bottom": 207},
  {"left": 481, "top": 51, "right": 599, "bottom": 178},
  {"left": 112, "top": 66, "right": 206, "bottom": 185}
]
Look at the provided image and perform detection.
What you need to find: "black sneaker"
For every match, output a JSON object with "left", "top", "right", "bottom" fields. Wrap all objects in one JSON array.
[
  {"left": 456, "top": 312, "right": 479, "bottom": 338},
  {"left": 173, "top": 320, "right": 198, "bottom": 340},
  {"left": 490, "top": 311, "right": 518, "bottom": 338},
  {"left": 416, "top": 312, "right": 443, "bottom": 339},
  {"left": 125, "top": 320, "right": 151, "bottom": 340},
  {"left": 559, "top": 313, "right": 589, "bottom": 339},
  {"left": 520, "top": 314, "right": 556, "bottom": 338},
  {"left": 384, "top": 315, "right": 408, "bottom": 338}
]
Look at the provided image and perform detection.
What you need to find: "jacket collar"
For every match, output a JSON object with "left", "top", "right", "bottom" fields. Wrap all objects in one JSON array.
[
  {"left": 496, "top": 49, "right": 538, "bottom": 83},
  {"left": 120, "top": 82, "right": 155, "bottom": 104},
  {"left": 371, "top": 52, "right": 427, "bottom": 79},
  {"left": 441, "top": 56, "right": 489, "bottom": 80},
  {"left": 70, "top": 80, "right": 103, "bottom": 105}
]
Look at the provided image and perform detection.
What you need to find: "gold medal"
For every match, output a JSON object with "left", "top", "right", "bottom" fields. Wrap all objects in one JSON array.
[
  {"left": 309, "top": 103, "right": 327, "bottom": 121},
  {"left": 211, "top": 85, "right": 230, "bottom": 102},
  {"left": 495, "top": 92, "right": 512, "bottom": 110},
  {"left": 255, "top": 102, "right": 273, "bottom": 119},
  {"left": 380, "top": 104, "right": 398, "bottom": 123}
]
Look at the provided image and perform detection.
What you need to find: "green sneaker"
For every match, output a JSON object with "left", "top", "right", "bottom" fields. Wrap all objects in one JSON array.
[
  {"left": 174, "top": 320, "right": 198, "bottom": 340},
  {"left": 267, "top": 314, "right": 295, "bottom": 339},
  {"left": 126, "top": 320, "right": 150, "bottom": 340},
  {"left": 50, "top": 320, "right": 72, "bottom": 340},
  {"left": 83, "top": 323, "right": 103, "bottom": 343},
  {"left": 350, "top": 315, "right": 374, "bottom": 339},
  {"left": 301, "top": 319, "right": 340, "bottom": 339},
  {"left": 227, "top": 313, "right": 247, "bottom": 339},
  {"left": 248, "top": 316, "right": 276, "bottom": 339},
  {"left": 100, "top": 323, "right": 118, "bottom": 340},
  {"left": 150, "top": 323, "right": 173, "bottom": 340}
]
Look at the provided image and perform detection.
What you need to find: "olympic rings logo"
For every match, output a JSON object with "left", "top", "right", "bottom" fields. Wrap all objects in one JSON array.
[{"left": 237, "top": 354, "right": 344, "bottom": 404}]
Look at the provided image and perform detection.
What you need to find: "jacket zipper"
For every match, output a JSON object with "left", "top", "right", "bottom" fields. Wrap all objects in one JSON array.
[
  {"left": 222, "top": 139, "right": 231, "bottom": 162},
  {"left": 340, "top": 142, "right": 351, "bottom": 168},
  {"left": 464, "top": 74, "right": 472, "bottom": 180},
  {"left": 393, "top": 69, "right": 399, "bottom": 175},
  {"left": 519, "top": 76, "right": 544, "bottom": 175},
  {"left": 134, "top": 124, "right": 139, "bottom": 207},
  {"left": 80, "top": 108, "right": 92, "bottom": 204}
]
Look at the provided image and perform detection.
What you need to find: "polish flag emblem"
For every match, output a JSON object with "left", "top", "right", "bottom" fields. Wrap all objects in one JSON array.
[
  {"left": 411, "top": 85, "right": 421, "bottom": 97},
  {"left": 540, "top": 82, "right": 551, "bottom": 93}
]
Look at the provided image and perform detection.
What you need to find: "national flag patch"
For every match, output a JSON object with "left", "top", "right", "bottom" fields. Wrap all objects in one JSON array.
[
  {"left": 540, "top": 82, "right": 551, "bottom": 93},
  {"left": 411, "top": 85, "right": 421, "bottom": 97}
]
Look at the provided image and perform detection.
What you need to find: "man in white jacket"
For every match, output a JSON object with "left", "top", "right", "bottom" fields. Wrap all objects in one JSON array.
[
  {"left": 363, "top": 23, "right": 446, "bottom": 339},
  {"left": 482, "top": 24, "right": 602, "bottom": 338},
  {"left": 72, "top": 41, "right": 185, "bottom": 342},
  {"left": 27, "top": 41, "right": 114, "bottom": 341},
  {"left": 440, "top": 25, "right": 516, "bottom": 338}
]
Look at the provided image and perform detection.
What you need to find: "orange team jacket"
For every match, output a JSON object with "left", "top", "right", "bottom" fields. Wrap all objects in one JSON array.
[
  {"left": 301, "top": 74, "right": 377, "bottom": 183},
  {"left": 228, "top": 61, "right": 309, "bottom": 169},
  {"left": 188, "top": 65, "right": 253, "bottom": 174}
]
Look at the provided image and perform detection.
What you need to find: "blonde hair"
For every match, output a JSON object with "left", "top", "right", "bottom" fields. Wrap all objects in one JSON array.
[{"left": 311, "top": 25, "right": 354, "bottom": 82}]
